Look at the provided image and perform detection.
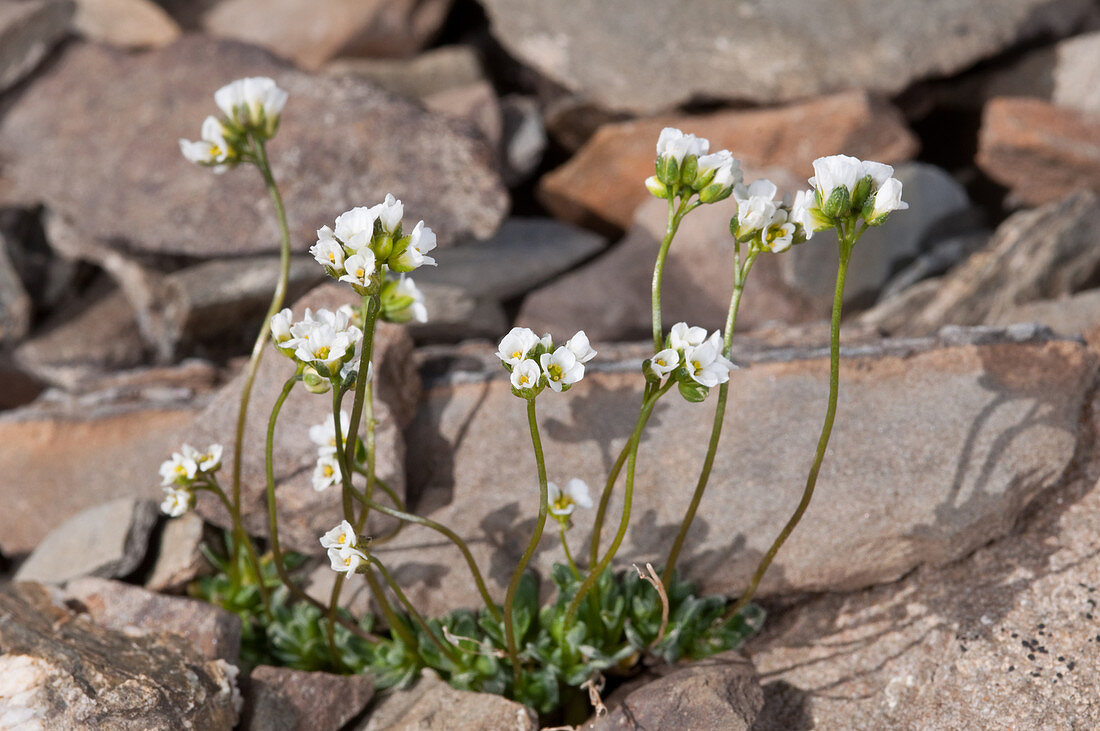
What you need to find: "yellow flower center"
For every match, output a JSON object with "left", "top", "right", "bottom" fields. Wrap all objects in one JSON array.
[
  {"left": 547, "top": 364, "right": 563, "bottom": 381},
  {"left": 323, "top": 465, "right": 334, "bottom": 478},
  {"left": 315, "top": 346, "right": 330, "bottom": 359},
  {"left": 337, "top": 534, "right": 346, "bottom": 544},
  {"left": 654, "top": 358, "right": 666, "bottom": 367},
  {"left": 344, "top": 556, "right": 352, "bottom": 566},
  {"left": 691, "top": 360, "right": 702, "bottom": 374},
  {"left": 511, "top": 350, "right": 522, "bottom": 360},
  {"left": 553, "top": 496, "right": 573, "bottom": 512}
]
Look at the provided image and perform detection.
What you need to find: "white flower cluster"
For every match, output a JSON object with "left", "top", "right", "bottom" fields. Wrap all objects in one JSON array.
[
  {"left": 548, "top": 478, "right": 592, "bottom": 521},
  {"left": 309, "top": 411, "right": 349, "bottom": 492},
  {"left": 179, "top": 76, "right": 288, "bottom": 172},
  {"left": 270, "top": 306, "right": 365, "bottom": 393},
  {"left": 496, "top": 327, "right": 596, "bottom": 397},
  {"left": 801, "top": 154, "right": 908, "bottom": 230},
  {"left": 731, "top": 179, "right": 810, "bottom": 253},
  {"left": 310, "top": 196, "right": 433, "bottom": 322},
  {"left": 646, "top": 127, "right": 742, "bottom": 204},
  {"left": 647, "top": 323, "right": 736, "bottom": 400},
  {"left": 158, "top": 443, "right": 223, "bottom": 517},
  {"left": 320, "top": 520, "right": 369, "bottom": 578}
]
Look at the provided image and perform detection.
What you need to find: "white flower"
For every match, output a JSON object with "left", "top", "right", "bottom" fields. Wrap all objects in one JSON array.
[
  {"left": 328, "top": 544, "right": 369, "bottom": 578},
  {"left": 334, "top": 206, "right": 378, "bottom": 253},
  {"left": 372, "top": 193, "right": 403, "bottom": 233},
  {"left": 809, "top": 154, "right": 864, "bottom": 199},
  {"left": 684, "top": 333, "right": 736, "bottom": 388},
  {"left": 497, "top": 327, "right": 540, "bottom": 366},
  {"left": 734, "top": 179, "right": 779, "bottom": 233},
  {"left": 762, "top": 209, "right": 796, "bottom": 253},
  {"left": 867, "top": 177, "right": 908, "bottom": 221},
  {"left": 656, "top": 127, "right": 709, "bottom": 163},
  {"left": 669, "top": 322, "right": 707, "bottom": 352},
  {"left": 861, "top": 160, "right": 895, "bottom": 187},
  {"left": 340, "top": 357, "right": 371, "bottom": 384},
  {"left": 539, "top": 346, "right": 585, "bottom": 392},
  {"left": 292, "top": 323, "right": 356, "bottom": 372},
  {"left": 540, "top": 333, "right": 553, "bottom": 349},
  {"left": 390, "top": 221, "right": 437, "bottom": 271},
  {"left": 510, "top": 359, "right": 542, "bottom": 391},
  {"left": 548, "top": 478, "right": 593, "bottom": 518},
  {"left": 339, "top": 251, "right": 377, "bottom": 289},
  {"left": 319, "top": 519, "right": 357, "bottom": 550},
  {"left": 159, "top": 450, "right": 198, "bottom": 486},
  {"left": 310, "top": 411, "right": 349, "bottom": 456},
  {"left": 392, "top": 275, "right": 428, "bottom": 323},
  {"left": 160, "top": 486, "right": 193, "bottom": 517},
  {"left": 310, "top": 232, "right": 345, "bottom": 272},
  {"left": 312, "top": 453, "right": 341, "bottom": 492},
  {"left": 214, "top": 76, "right": 287, "bottom": 132},
  {"left": 271, "top": 308, "right": 294, "bottom": 347},
  {"left": 565, "top": 331, "right": 596, "bottom": 364},
  {"left": 696, "top": 150, "right": 742, "bottom": 190},
  {"left": 181, "top": 443, "right": 222, "bottom": 473},
  {"left": 179, "top": 116, "right": 233, "bottom": 172},
  {"left": 789, "top": 189, "right": 817, "bottom": 238},
  {"left": 648, "top": 347, "right": 679, "bottom": 378}
]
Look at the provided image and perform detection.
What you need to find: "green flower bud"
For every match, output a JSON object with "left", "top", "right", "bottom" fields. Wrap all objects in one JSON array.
[
  {"left": 698, "top": 182, "right": 733, "bottom": 204},
  {"left": 677, "top": 378, "right": 709, "bottom": 403},
  {"left": 656, "top": 156, "right": 679, "bottom": 187},
  {"left": 679, "top": 155, "right": 699, "bottom": 187},
  {"left": 302, "top": 367, "right": 331, "bottom": 394},
  {"left": 822, "top": 185, "right": 851, "bottom": 220},
  {"left": 850, "top": 175, "right": 873, "bottom": 212},
  {"left": 373, "top": 234, "right": 394, "bottom": 262},
  {"left": 645, "top": 176, "right": 670, "bottom": 199}
]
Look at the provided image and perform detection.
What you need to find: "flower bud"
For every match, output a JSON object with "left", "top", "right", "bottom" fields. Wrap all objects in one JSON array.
[
  {"left": 656, "top": 155, "right": 679, "bottom": 186},
  {"left": 677, "top": 378, "right": 709, "bottom": 403},
  {"left": 850, "top": 175, "right": 873, "bottom": 213},
  {"left": 821, "top": 185, "right": 851, "bottom": 220},
  {"left": 645, "top": 175, "right": 670, "bottom": 199},
  {"left": 679, "top": 155, "right": 699, "bottom": 187},
  {"left": 302, "top": 367, "right": 331, "bottom": 394}
]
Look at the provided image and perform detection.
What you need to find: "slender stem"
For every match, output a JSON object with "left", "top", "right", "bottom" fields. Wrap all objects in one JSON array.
[
  {"left": 503, "top": 398, "right": 550, "bottom": 678},
  {"left": 559, "top": 522, "right": 580, "bottom": 579},
  {"left": 354, "top": 378, "right": 377, "bottom": 534},
  {"left": 262, "top": 375, "right": 378, "bottom": 644},
  {"left": 349, "top": 469, "right": 405, "bottom": 544},
  {"left": 331, "top": 386, "right": 355, "bottom": 524},
  {"left": 344, "top": 294, "right": 379, "bottom": 525},
  {"left": 725, "top": 232, "right": 855, "bottom": 619},
  {"left": 663, "top": 249, "right": 759, "bottom": 582},
  {"left": 231, "top": 137, "right": 292, "bottom": 515},
  {"left": 364, "top": 565, "right": 418, "bottom": 649},
  {"left": 568, "top": 381, "right": 672, "bottom": 623},
  {"left": 203, "top": 479, "right": 270, "bottom": 614},
  {"left": 651, "top": 198, "right": 694, "bottom": 351},
  {"left": 588, "top": 407, "right": 645, "bottom": 567},
  {"left": 349, "top": 490, "right": 501, "bottom": 621},
  {"left": 373, "top": 558, "right": 460, "bottom": 664}
]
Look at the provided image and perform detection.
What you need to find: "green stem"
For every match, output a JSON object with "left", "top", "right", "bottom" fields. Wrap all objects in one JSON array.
[
  {"left": 262, "top": 375, "right": 378, "bottom": 645},
  {"left": 503, "top": 398, "right": 549, "bottom": 679},
  {"left": 203, "top": 479, "right": 270, "bottom": 615},
  {"left": 373, "top": 558, "right": 460, "bottom": 664},
  {"left": 651, "top": 198, "right": 694, "bottom": 351},
  {"left": 354, "top": 378, "right": 376, "bottom": 535},
  {"left": 567, "top": 381, "right": 672, "bottom": 623},
  {"left": 588, "top": 408, "right": 645, "bottom": 567},
  {"left": 344, "top": 294, "right": 380, "bottom": 525},
  {"left": 349, "top": 490, "right": 501, "bottom": 621},
  {"left": 364, "top": 565, "right": 418, "bottom": 649},
  {"left": 559, "top": 521, "right": 580, "bottom": 580},
  {"left": 725, "top": 231, "right": 855, "bottom": 620},
  {"left": 663, "top": 249, "right": 759, "bottom": 583}
]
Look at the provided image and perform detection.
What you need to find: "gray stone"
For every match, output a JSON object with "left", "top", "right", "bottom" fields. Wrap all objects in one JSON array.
[
  {"left": 408, "top": 282, "right": 509, "bottom": 342},
  {"left": 1054, "top": 30, "right": 1100, "bottom": 113},
  {"left": 358, "top": 670, "right": 536, "bottom": 730},
  {"left": 0, "top": 581, "right": 239, "bottom": 729},
  {"left": 499, "top": 95, "right": 547, "bottom": 184},
  {"left": 374, "top": 327, "right": 1093, "bottom": 616},
  {"left": 66, "top": 576, "right": 242, "bottom": 662},
  {"left": 862, "top": 191, "right": 1100, "bottom": 336},
  {"left": 0, "top": 0, "right": 73, "bottom": 94},
  {"left": 203, "top": 0, "right": 455, "bottom": 70},
  {"left": 145, "top": 511, "right": 214, "bottom": 593},
  {"left": 15, "top": 498, "right": 159, "bottom": 584},
  {"left": 749, "top": 435, "right": 1100, "bottom": 729},
  {"left": 878, "top": 231, "right": 990, "bottom": 303},
  {"left": 783, "top": 163, "right": 974, "bottom": 304},
  {"left": 73, "top": 0, "right": 181, "bottom": 48},
  {"left": 518, "top": 196, "right": 818, "bottom": 343},
  {"left": 415, "top": 217, "right": 607, "bottom": 301},
  {"left": 587, "top": 652, "right": 763, "bottom": 730},
  {"left": 476, "top": 0, "right": 1093, "bottom": 114},
  {"left": 186, "top": 284, "right": 418, "bottom": 553},
  {"left": 0, "top": 370, "right": 214, "bottom": 554},
  {"left": 0, "top": 229, "right": 31, "bottom": 343},
  {"left": 989, "top": 288, "right": 1100, "bottom": 336},
  {"left": 978, "top": 98, "right": 1100, "bottom": 207},
  {"left": 326, "top": 46, "right": 486, "bottom": 100},
  {"left": 241, "top": 665, "right": 374, "bottom": 731},
  {"left": 0, "top": 38, "right": 507, "bottom": 258}
]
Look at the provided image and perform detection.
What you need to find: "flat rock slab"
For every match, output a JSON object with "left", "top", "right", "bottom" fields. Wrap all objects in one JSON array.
[
  {"left": 0, "top": 37, "right": 507, "bottom": 258},
  {"left": 587, "top": 652, "right": 763, "bottom": 730},
  {"left": 749, "top": 437, "right": 1100, "bottom": 728},
  {"left": 241, "top": 665, "right": 374, "bottom": 731},
  {"left": 1054, "top": 30, "right": 1100, "bottom": 113},
  {"left": 477, "top": 0, "right": 1092, "bottom": 114},
  {"left": 15, "top": 498, "right": 158, "bottom": 585},
  {"left": 538, "top": 91, "right": 917, "bottom": 231},
  {"left": 862, "top": 191, "right": 1100, "bottom": 336},
  {"left": 186, "top": 284, "right": 418, "bottom": 553},
  {"left": 978, "top": 98, "right": 1100, "bottom": 206},
  {"left": 145, "top": 512, "right": 213, "bottom": 593},
  {"left": 518, "top": 196, "right": 818, "bottom": 342},
  {"left": 377, "top": 326, "right": 1094, "bottom": 616},
  {"left": 0, "top": 581, "right": 239, "bottom": 729},
  {"left": 66, "top": 577, "right": 242, "bottom": 662},
  {"left": 0, "top": 376, "right": 213, "bottom": 555},
  {"left": 357, "top": 670, "right": 536, "bottom": 730}
]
